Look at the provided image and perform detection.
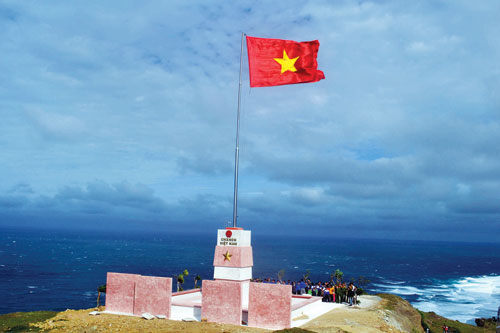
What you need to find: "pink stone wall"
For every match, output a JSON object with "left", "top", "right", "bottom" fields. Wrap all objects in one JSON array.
[
  {"left": 106, "top": 272, "right": 173, "bottom": 317},
  {"left": 248, "top": 282, "right": 292, "bottom": 330},
  {"left": 201, "top": 280, "right": 242, "bottom": 325},
  {"left": 105, "top": 272, "right": 139, "bottom": 314},
  {"left": 133, "top": 275, "right": 172, "bottom": 317},
  {"left": 213, "top": 246, "right": 253, "bottom": 268}
]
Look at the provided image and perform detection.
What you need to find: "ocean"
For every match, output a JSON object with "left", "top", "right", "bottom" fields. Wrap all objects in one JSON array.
[{"left": 1, "top": 227, "right": 499, "bottom": 324}]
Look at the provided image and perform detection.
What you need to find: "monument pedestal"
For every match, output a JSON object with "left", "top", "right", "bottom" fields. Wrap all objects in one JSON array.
[
  {"left": 213, "top": 227, "right": 252, "bottom": 307},
  {"left": 105, "top": 226, "right": 327, "bottom": 330},
  {"left": 201, "top": 227, "right": 253, "bottom": 324}
]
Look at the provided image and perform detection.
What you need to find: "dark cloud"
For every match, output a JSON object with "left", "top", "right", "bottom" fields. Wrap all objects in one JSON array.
[
  {"left": 8, "top": 183, "right": 34, "bottom": 194},
  {"left": 53, "top": 180, "right": 168, "bottom": 214},
  {"left": 0, "top": 195, "right": 27, "bottom": 209},
  {"left": 0, "top": 1, "right": 499, "bottom": 241}
]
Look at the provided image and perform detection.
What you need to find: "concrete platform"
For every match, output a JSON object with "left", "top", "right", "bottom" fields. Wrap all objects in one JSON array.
[
  {"left": 171, "top": 289, "right": 202, "bottom": 321},
  {"left": 291, "top": 296, "right": 343, "bottom": 327},
  {"left": 170, "top": 289, "right": 341, "bottom": 327},
  {"left": 103, "top": 288, "right": 341, "bottom": 328}
]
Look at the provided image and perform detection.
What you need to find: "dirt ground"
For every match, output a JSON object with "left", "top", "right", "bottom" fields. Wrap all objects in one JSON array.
[
  {"left": 302, "top": 295, "right": 423, "bottom": 333},
  {"left": 32, "top": 308, "right": 268, "bottom": 333},
  {"left": 31, "top": 295, "right": 422, "bottom": 333}
]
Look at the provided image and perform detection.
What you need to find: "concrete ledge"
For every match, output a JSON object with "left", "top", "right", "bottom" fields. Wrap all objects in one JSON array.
[
  {"left": 172, "top": 289, "right": 202, "bottom": 308},
  {"left": 214, "top": 266, "right": 252, "bottom": 281},
  {"left": 292, "top": 296, "right": 322, "bottom": 311},
  {"left": 291, "top": 299, "right": 342, "bottom": 328},
  {"left": 173, "top": 288, "right": 201, "bottom": 297}
]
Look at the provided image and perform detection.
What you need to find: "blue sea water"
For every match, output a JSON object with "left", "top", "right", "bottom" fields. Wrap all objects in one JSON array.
[{"left": 1, "top": 227, "right": 499, "bottom": 324}]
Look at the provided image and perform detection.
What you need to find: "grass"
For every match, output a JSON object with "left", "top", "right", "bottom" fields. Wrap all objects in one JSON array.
[
  {"left": 378, "top": 293, "right": 498, "bottom": 333},
  {"left": 378, "top": 293, "right": 401, "bottom": 310},
  {"left": 418, "top": 310, "right": 496, "bottom": 333},
  {"left": 378, "top": 293, "right": 425, "bottom": 332},
  {"left": 0, "top": 311, "right": 58, "bottom": 332}
]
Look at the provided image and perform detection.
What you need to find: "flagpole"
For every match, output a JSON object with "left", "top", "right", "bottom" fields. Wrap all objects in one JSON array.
[{"left": 232, "top": 32, "right": 245, "bottom": 228}]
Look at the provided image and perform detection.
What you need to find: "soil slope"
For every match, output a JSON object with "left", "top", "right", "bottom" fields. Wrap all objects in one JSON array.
[
  {"left": 4, "top": 294, "right": 491, "bottom": 333},
  {"left": 302, "top": 294, "right": 423, "bottom": 333}
]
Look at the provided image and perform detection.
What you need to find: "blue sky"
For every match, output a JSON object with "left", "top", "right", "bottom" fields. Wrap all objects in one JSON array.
[{"left": 1, "top": 1, "right": 499, "bottom": 241}]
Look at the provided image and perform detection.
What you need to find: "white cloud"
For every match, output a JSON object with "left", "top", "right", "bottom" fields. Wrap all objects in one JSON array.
[
  {"left": 406, "top": 41, "right": 431, "bottom": 53},
  {"left": 0, "top": 0, "right": 499, "bottom": 240},
  {"left": 27, "top": 109, "right": 87, "bottom": 140}
]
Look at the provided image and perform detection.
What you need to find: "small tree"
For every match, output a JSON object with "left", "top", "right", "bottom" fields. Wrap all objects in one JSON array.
[
  {"left": 356, "top": 276, "right": 370, "bottom": 287},
  {"left": 96, "top": 284, "right": 106, "bottom": 309},
  {"left": 303, "top": 269, "right": 311, "bottom": 281},
  {"left": 334, "top": 269, "right": 344, "bottom": 284},
  {"left": 194, "top": 274, "right": 201, "bottom": 288},
  {"left": 175, "top": 269, "right": 189, "bottom": 292},
  {"left": 355, "top": 276, "right": 370, "bottom": 296},
  {"left": 277, "top": 269, "right": 285, "bottom": 282}
]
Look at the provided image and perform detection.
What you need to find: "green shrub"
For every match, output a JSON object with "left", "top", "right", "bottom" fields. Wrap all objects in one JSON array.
[
  {"left": 175, "top": 269, "right": 189, "bottom": 291},
  {"left": 334, "top": 269, "right": 344, "bottom": 284},
  {"left": 0, "top": 311, "right": 57, "bottom": 332},
  {"left": 336, "top": 287, "right": 346, "bottom": 303}
]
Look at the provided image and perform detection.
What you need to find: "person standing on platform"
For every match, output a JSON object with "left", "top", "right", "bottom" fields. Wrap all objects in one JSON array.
[
  {"left": 300, "top": 280, "right": 306, "bottom": 295},
  {"left": 329, "top": 284, "right": 335, "bottom": 303},
  {"left": 347, "top": 282, "right": 355, "bottom": 306},
  {"left": 323, "top": 286, "right": 330, "bottom": 302}
]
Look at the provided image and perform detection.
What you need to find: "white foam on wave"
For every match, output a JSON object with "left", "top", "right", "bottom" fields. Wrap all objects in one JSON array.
[
  {"left": 373, "top": 275, "right": 500, "bottom": 323},
  {"left": 384, "top": 280, "right": 406, "bottom": 285},
  {"left": 372, "top": 284, "right": 423, "bottom": 296}
]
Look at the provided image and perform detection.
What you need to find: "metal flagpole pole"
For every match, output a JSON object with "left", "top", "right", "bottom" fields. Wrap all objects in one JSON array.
[{"left": 232, "top": 32, "right": 245, "bottom": 228}]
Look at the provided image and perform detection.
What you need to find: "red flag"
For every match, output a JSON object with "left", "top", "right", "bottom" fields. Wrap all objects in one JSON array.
[{"left": 246, "top": 36, "right": 325, "bottom": 88}]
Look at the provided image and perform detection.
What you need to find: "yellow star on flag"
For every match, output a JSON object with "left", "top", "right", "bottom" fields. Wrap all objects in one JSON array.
[
  {"left": 274, "top": 50, "right": 299, "bottom": 74},
  {"left": 223, "top": 250, "right": 232, "bottom": 262}
]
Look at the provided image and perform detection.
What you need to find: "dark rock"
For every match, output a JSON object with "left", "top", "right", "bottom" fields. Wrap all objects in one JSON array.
[{"left": 475, "top": 318, "right": 485, "bottom": 327}]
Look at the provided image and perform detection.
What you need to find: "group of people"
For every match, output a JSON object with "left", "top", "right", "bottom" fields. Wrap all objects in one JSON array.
[{"left": 252, "top": 278, "right": 359, "bottom": 306}]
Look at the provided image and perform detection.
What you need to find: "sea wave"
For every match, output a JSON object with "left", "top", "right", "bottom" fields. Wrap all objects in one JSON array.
[{"left": 372, "top": 275, "right": 500, "bottom": 324}]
